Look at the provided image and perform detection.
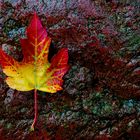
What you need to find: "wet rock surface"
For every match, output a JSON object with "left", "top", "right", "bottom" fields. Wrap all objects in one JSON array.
[{"left": 0, "top": 0, "right": 140, "bottom": 139}]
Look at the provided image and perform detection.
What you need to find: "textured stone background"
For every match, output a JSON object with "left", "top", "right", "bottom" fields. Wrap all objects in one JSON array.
[{"left": 0, "top": 0, "right": 140, "bottom": 140}]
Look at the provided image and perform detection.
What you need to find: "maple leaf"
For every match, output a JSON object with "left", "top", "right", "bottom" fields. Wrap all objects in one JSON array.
[
  {"left": 0, "top": 13, "right": 69, "bottom": 93},
  {"left": 0, "top": 13, "right": 69, "bottom": 130}
]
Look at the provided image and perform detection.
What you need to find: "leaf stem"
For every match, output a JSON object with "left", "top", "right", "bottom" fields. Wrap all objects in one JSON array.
[{"left": 30, "top": 89, "right": 38, "bottom": 131}]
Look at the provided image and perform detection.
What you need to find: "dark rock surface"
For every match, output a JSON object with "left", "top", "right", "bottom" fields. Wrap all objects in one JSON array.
[{"left": 0, "top": 0, "right": 140, "bottom": 139}]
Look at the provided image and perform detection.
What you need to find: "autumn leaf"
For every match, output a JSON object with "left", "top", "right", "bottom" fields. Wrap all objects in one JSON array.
[
  {"left": 0, "top": 13, "right": 69, "bottom": 93},
  {"left": 0, "top": 12, "right": 69, "bottom": 130}
]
